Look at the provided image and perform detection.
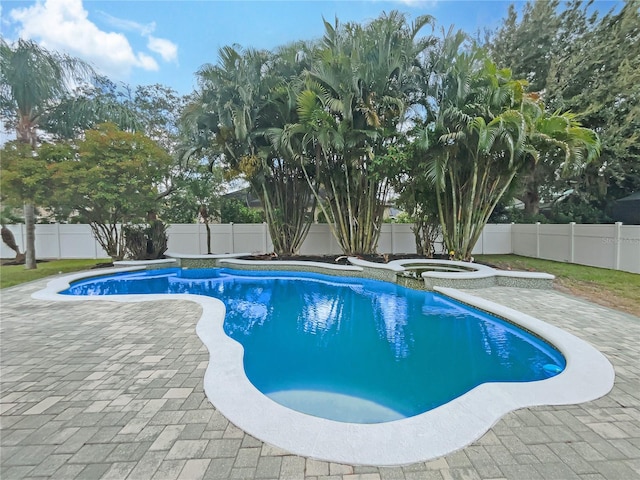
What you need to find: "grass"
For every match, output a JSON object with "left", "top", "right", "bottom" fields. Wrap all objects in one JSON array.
[
  {"left": 0, "top": 259, "right": 111, "bottom": 289},
  {"left": 475, "top": 254, "right": 640, "bottom": 317}
]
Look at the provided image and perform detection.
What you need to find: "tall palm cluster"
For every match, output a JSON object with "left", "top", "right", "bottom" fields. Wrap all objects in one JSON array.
[
  {"left": 186, "top": 12, "right": 599, "bottom": 259},
  {"left": 186, "top": 12, "right": 438, "bottom": 255}
]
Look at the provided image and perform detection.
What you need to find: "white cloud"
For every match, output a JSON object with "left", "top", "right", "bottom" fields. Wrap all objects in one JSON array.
[
  {"left": 7, "top": 0, "right": 176, "bottom": 79},
  {"left": 137, "top": 52, "right": 160, "bottom": 71},
  {"left": 147, "top": 36, "right": 178, "bottom": 63},
  {"left": 98, "top": 11, "right": 155, "bottom": 36},
  {"left": 393, "top": 0, "right": 439, "bottom": 6},
  {"left": 100, "top": 11, "right": 178, "bottom": 63}
]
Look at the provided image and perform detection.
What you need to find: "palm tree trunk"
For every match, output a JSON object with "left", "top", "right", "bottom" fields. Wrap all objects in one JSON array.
[
  {"left": 522, "top": 190, "right": 541, "bottom": 216},
  {"left": 24, "top": 203, "right": 37, "bottom": 269}
]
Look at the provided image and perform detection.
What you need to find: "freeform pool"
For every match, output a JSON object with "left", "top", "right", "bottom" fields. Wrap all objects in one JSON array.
[
  {"left": 62, "top": 267, "right": 565, "bottom": 424},
  {"left": 34, "top": 264, "right": 615, "bottom": 465}
]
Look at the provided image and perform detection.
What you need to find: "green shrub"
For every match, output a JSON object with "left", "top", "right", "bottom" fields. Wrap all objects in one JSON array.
[{"left": 123, "top": 220, "right": 168, "bottom": 260}]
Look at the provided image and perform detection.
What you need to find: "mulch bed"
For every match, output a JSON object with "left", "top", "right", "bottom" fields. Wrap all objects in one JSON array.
[{"left": 239, "top": 253, "right": 450, "bottom": 265}]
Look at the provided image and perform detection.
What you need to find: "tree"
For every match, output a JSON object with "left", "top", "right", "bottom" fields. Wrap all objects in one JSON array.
[
  {"left": 489, "top": 0, "right": 560, "bottom": 93},
  {"left": 286, "top": 12, "right": 435, "bottom": 255},
  {"left": 416, "top": 33, "right": 534, "bottom": 260},
  {"left": 420, "top": 31, "right": 601, "bottom": 259},
  {"left": 220, "top": 198, "right": 264, "bottom": 224},
  {"left": 489, "top": 0, "right": 638, "bottom": 219},
  {"left": 382, "top": 143, "right": 441, "bottom": 257},
  {"left": 47, "top": 123, "right": 172, "bottom": 260},
  {"left": 130, "top": 84, "right": 188, "bottom": 199},
  {"left": 0, "top": 39, "right": 138, "bottom": 268},
  {"left": 519, "top": 107, "right": 600, "bottom": 215},
  {"left": 0, "top": 141, "right": 53, "bottom": 210},
  {"left": 190, "top": 43, "right": 316, "bottom": 255},
  {"left": 161, "top": 163, "right": 225, "bottom": 254},
  {"left": 546, "top": 0, "right": 640, "bottom": 209}
]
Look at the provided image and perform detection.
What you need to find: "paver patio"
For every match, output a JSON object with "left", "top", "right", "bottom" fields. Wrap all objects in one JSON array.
[{"left": 1, "top": 275, "right": 639, "bottom": 479}]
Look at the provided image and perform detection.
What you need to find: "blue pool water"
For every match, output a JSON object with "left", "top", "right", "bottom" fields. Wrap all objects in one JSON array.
[{"left": 62, "top": 268, "right": 566, "bottom": 423}]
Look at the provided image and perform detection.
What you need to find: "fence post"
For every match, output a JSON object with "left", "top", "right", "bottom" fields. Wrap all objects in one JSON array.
[
  {"left": 93, "top": 226, "right": 98, "bottom": 259},
  {"left": 390, "top": 222, "right": 395, "bottom": 254},
  {"left": 263, "top": 222, "right": 268, "bottom": 253},
  {"left": 536, "top": 222, "right": 541, "bottom": 258},
  {"left": 569, "top": 222, "right": 575, "bottom": 264},
  {"left": 56, "top": 223, "right": 62, "bottom": 259},
  {"left": 614, "top": 222, "right": 622, "bottom": 270},
  {"left": 510, "top": 223, "right": 515, "bottom": 254},
  {"left": 230, "top": 223, "right": 235, "bottom": 253}
]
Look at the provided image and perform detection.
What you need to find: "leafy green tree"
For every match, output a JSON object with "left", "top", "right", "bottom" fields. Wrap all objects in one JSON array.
[
  {"left": 0, "top": 141, "right": 53, "bottom": 210},
  {"left": 220, "top": 198, "right": 264, "bottom": 224},
  {"left": 519, "top": 107, "right": 600, "bottom": 215},
  {"left": 489, "top": 0, "right": 560, "bottom": 93},
  {"left": 47, "top": 123, "right": 172, "bottom": 260},
  {"left": 131, "top": 84, "right": 188, "bottom": 199},
  {"left": 380, "top": 143, "right": 441, "bottom": 256},
  {"left": 546, "top": 0, "right": 640, "bottom": 208},
  {"left": 0, "top": 39, "right": 138, "bottom": 268},
  {"left": 490, "top": 0, "right": 638, "bottom": 219},
  {"left": 161, "top": 163, "right": 225, "bottom": 254}
]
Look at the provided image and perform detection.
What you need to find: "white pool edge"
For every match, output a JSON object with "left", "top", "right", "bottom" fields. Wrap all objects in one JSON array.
[{"left": 33, "top": 267, "right": 615, "bottom": 466}]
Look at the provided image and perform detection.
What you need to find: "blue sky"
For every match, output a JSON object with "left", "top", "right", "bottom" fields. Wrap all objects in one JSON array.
[{"left": 1, "top": 0, "right": 621, "bottom": 95}]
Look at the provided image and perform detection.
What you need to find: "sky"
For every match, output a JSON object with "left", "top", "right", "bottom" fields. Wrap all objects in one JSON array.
[{"left": 0, "top": 0, "right": 621, "bottom": 96}]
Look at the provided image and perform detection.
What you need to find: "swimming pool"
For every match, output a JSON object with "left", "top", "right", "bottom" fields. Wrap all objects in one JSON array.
[
  {"left": 35, "top": 264, "right": 614, "bottom": 465},
  {"left": 62, "top": 267, "right": 565, "bottom": 424}
]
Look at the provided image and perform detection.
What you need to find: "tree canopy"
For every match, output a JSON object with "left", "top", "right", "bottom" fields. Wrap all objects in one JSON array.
[
  {"left": 0, "top": 38, "right": 140, "bottom": 268},
  {"left": 489, "top": 0, "right": 638, "bottom": 220},
  {"left": 3, "top": 4, "right": 622, "bottom": 263},
  {"left": 47, "top": 123, "right": 172, "bottom": 260}
]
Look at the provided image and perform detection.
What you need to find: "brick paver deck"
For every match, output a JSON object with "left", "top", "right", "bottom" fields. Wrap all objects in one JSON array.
[{"left": 1, "top": 276, "right": 639, "bottom": 479}]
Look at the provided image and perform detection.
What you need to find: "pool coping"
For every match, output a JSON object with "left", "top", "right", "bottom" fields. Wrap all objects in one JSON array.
[{"left": 32, "top": 265, "right": 615, "bottom": 466}]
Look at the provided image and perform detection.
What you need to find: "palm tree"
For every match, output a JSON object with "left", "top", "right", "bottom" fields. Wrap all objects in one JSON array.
[
  {"left": 0, "top": 39, "right": 138, "bottom": 268},
  {"left": 416, "top": 33, "right": 600, "bottom": 260},
  {"left": 289, "top": 12, "right": 435, "bottom": 255},
  {"left": 421, "top": 41, "right": 532, "bottom": 260},
  {"left": 519, "top": 107, "right": 601, "bottom": 216},
  {"left": 191, "top": 44, "right": 316, "bottom": 256}
]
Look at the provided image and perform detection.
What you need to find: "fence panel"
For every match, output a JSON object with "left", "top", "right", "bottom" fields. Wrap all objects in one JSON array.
[
  {"left": 167, "top": 224, "right": 202, "bottom": 255},
  {"left": 229, "top": 224, "right": 270, "bottom": 254},
  {"left": 377, "top": 224, "right": 417, "bottom": 254},
  {"left": 299, "top": 224, "right": 342, "bottom": 255},
  {"left": 471, "top": 224, "right": 512, "bottom": 255},
  {"left": 619, "top": 225, "right": 640, "bottom": 274},
  {"left": 573, "top": 224, "right": 617, "bottom": 270},
  {"left": 207, "top": 224, "right": 234, "bottom": 254},
  {"left": 2, "top": 222, "right": 638, "bottom": 273},
  {"left": 538, "top": 224, "right": 571, "bottom": 263},
  {"left": 59, "top": 224, "right": 107, "bottom": 258},
  {"left": 512, "top": 224, "right": 538, "bottom": 257},
  {"left": 391, "top": 223, "right": 417, "bottom": 254}
]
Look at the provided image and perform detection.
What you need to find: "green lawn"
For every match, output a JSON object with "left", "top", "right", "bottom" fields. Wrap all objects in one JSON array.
[{"left": 0, "top": 259, "right": 111, "bottom": 289}]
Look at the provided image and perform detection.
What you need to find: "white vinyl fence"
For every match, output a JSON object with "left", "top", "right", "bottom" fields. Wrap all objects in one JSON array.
[
  {"left": 2, "top": 222, "right": 639, "bottom": 274},
  {"left": 512, "top": 222, "right": 640, "bottom": 274}
]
